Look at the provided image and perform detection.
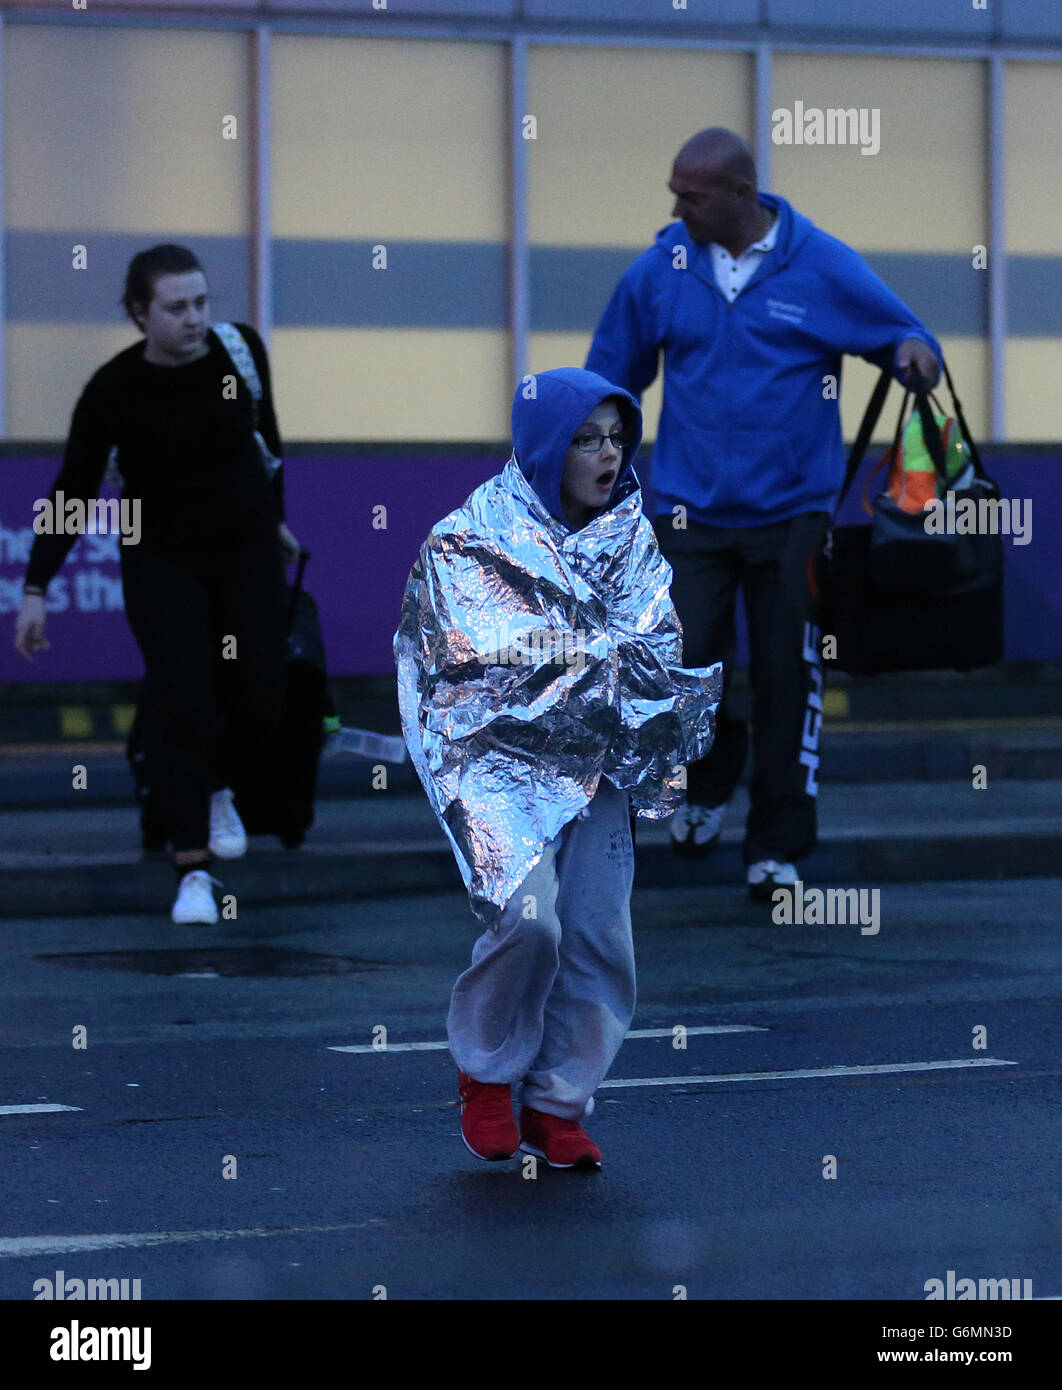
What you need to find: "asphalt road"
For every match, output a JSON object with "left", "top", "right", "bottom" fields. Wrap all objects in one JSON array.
[{"left": 1, "top": 878, "right": 1060, "bottom": 1302}]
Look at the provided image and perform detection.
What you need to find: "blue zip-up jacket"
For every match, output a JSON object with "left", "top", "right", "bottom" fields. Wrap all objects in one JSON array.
[{"left": 585, "top": 192, "right": 941, "bottom": 528}]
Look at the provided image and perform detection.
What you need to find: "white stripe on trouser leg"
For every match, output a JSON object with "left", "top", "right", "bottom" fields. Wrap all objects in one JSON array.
[{"left": 447, "top": 778, "right": 636, "bottom": 1121}]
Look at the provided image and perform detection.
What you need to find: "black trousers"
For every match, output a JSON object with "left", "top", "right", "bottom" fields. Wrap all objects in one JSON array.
[
  {"left": 121, "top": 532, "right": 288, "bottom": 853},
  {"left": 654, "top": 510, "right": 829, "bottom": 865}
]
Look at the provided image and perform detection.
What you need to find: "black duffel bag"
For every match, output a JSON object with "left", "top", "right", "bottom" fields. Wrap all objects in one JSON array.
[{"left": 814, "top": 362, "right": 1004, "bottom": 676}]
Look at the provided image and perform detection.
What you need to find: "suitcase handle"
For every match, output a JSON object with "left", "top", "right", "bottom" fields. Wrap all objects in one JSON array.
[{"left": 287, "top": 547, "right": 311, "bottom": 634}]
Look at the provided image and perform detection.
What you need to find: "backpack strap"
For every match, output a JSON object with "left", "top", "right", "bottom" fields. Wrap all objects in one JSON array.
[
  {"left": 212, "top": 322, "right": 281, "bottom": 478},
  {"left": 213, "top": 322, "right": 263, "bottom": 406}
]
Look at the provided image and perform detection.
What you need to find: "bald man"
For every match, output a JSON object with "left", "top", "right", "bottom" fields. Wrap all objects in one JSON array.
[{"left": 586, "top": 128, "right": 940, "bottom": 901}]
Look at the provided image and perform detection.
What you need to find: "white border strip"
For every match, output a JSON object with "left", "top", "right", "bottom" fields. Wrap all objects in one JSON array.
[
  {"left": 599, "top": 1058, "right": 1017, "bottom": 1088},
  {"left": 328, "top": 1024, "right": 766, "bottom": 1054}
]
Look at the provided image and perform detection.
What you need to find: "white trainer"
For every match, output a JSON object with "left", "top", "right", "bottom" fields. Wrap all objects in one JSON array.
[
  {"left": 171, "top": 869, "right": 221, "bottom": 925},
  {"left": 209, "top": 787, "right": 247, "bottom": 859},
  {"left": 747, "top": 859, "right": 799, "bottom": 902},
  {"left": 669, "top": 802, "right": 727, "bottom": 858}
]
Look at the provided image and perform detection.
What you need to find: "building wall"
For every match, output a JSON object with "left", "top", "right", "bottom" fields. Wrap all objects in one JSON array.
[
  {"left": 3, "top": 24, "right": 253, "bottom": 438},
  {"left": 2, "top": 8, "right": 1061, "bottom": 444},
  {"left": 269, "top": 34, "right": 510, "bottom": 440}
]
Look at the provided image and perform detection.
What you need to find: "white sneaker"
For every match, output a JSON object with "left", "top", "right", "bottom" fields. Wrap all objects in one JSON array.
[
  {"left": 171, "top": 869, "right": 221, "bottom": 925},
  {"left": 209, "top": 787, "right": 247, "bottom": 859},
  {"left": 670, "top": 802, "right": 727, "bottom": 858},
  {"left": 747, "top": 859, "right": 799, "bottom": 902}
]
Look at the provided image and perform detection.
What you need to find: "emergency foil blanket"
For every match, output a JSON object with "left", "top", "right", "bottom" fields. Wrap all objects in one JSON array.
[{"left": 395, "top": 457, "right": 722, "bottom": 919}]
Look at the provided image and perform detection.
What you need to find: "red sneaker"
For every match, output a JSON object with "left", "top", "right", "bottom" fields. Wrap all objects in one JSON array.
[
  {"left": 457, "top": 1071, "right": 519, "bottom": 1161},
  {"left": 518, "top": 1106, "right": 602, "bottom": 1170}
]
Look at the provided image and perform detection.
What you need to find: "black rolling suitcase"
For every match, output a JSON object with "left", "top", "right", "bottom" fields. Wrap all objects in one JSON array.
[
  {"left": 232, "top": 548, "right": 331, "bottom": 848},
  {"left": 127, "top": 549, "right": 333, "bottom": 852}
]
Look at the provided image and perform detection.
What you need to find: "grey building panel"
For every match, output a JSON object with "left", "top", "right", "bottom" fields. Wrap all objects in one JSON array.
[
  {"left": 10, "top": 233, "right": 1055, "bottom": 338},
  {"left": 1008, "top": 257, "right": 1062, "bottom": 336},
  {"left": 4, "top": 232, "right": 252, "bottom": 326},
  {"left": 273, "top": 238, "right": 508, "bottom": 327},
  {"left": 533, "top": 245, "right": 988, "bottom": 335},
  {"left": 861, "top": 252, "right": 989, "bottom": 337}
]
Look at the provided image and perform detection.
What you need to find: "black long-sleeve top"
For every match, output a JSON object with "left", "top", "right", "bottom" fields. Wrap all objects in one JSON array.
[{"left": 25, "top": 323, "right": 284, "bottom": 592}]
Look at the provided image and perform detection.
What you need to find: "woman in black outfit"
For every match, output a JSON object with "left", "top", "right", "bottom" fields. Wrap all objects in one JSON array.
[{"left": 15, "top": 244, "right": 300, "bottom": 924}]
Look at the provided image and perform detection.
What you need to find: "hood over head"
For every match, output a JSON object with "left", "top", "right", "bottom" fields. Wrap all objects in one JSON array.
[{"left": 511, "top": 367, "right": 642, "bottom": 526}]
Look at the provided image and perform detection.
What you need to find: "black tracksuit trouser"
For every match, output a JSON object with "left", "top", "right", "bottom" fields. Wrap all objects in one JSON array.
[
  {"left": 121, "top": 532, "right": 288, "bottom": 853},
  {"left": 654, "top": 510, "right": 829, "bottom": 866}
]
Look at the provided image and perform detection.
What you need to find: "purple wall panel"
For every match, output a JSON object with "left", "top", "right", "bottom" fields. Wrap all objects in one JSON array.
[
  {"left": 1, "top": 448, "right": 1059, "bottom": 686},
  {"left": 282, "top": 454, "right": 501, "bottom": 680},
  {"left": 0, "top": 454, "right": 501, "bottom": 684}
]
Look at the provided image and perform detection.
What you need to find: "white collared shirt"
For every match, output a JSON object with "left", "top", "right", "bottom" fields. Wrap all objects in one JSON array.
[{"left": 709, "top": 209, "right": 780, "bottom": 303}]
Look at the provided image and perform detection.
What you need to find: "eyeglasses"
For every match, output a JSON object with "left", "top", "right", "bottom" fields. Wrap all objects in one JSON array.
[{"left": 571, "top": 429, "right": 633, "bottom": 454}]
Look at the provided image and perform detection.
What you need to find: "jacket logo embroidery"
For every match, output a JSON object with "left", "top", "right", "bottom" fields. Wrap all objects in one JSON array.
[{"left": 767, "top": 298, "right": 808, "bottom": 326}]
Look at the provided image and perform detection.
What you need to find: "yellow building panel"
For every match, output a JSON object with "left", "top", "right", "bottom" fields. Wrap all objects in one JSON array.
[
  {"left": 4, "top": 25, "right": 251, "bottom": 234},
  {"left": 270, "top": 329, "right": 510, "bottom": 441},
  {"left": 272, "top": 36, "right": 507, "bottom": 242},
  {"left": 529, "top": 332, "right": 665, "bottom": 444},
  {"left": 1006, "top": 340, "right": 1062, "bottom": 442},
  {"left": 6, "top": 324, "right": 138, "bottom": 440},
  {"left": 772, "top": 56, "right": 986, "bottom": 253},
  {"left": 527, "top": 46, "right": 751, "bottom": 248},
  {"left": 1004, "top": 63, "right": 1062, "bottom": 256},
  {"left": 10, "top": 323, "right": 512, "bottom": 444}
]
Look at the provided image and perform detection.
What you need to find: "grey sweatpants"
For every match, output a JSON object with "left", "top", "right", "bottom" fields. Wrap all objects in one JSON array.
[{"left": 447, "top": 777, "right": 636, "bottom": 1120}]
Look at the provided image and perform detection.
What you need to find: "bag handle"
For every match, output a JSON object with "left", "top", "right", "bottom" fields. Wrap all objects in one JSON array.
[
  {"left": 860, "top": 382, "right": 915, "bottom": 514},
  {"left": 837, "top": 366, "right": 891, "bottom": 510},
  {"left": 837, "top": 359, "right": 961, "bottom": 519},
  {"left": 941, "top": 359, "right": 989, "bottom": 480},
  {"left": 913, "top": 390, "right": 947, "bottom": 478}
]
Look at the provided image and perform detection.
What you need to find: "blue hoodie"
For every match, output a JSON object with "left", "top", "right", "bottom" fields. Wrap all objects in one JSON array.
[
  {"left": 585, "top": 192, "right": 941, "bottom": 528},
  {"left": 511, "top": 366, "right": 643, "bottom": 528}
]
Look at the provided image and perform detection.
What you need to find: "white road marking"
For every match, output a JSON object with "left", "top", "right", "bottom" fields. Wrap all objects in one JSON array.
[
  {"left": 599, "top": 1058, "right": 1018, "bottom": 1089},
  {"left": 0, "top": 1222, "right": 382, "bottom": 1260},
  {"left": 327, "top": 1024, "right": 765, "bottom": 1055},
  {"left": 0, "top": 1104, "right": 82, "bottom": 1115},
  {"left": 628, "top": 1026, "right": 767, "bottom": 1039}
]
